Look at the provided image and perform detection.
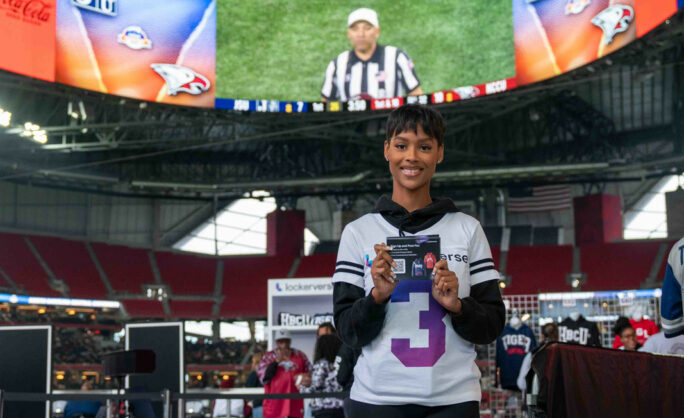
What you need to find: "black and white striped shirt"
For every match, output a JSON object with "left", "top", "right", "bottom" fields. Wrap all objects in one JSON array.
[{"left": 321, "top": 45, "right": 420, "bottom": 101}]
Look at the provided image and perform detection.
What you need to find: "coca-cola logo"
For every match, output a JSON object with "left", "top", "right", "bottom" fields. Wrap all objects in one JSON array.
[{"left": 1, "top": 0, "right": 52, "bottom": 24}]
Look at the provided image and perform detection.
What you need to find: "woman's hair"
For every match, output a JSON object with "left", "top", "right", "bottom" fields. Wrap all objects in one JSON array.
[
  {"left": 385, "top": 104, "right": 446, "bottom": 146},
  {"left": 613, "top": 316, "right": 631, "bottom": 336},
  {"left": 313, "top": 333, "right": 343, "bottom": 364},
  {"left": 542, "top": 323, "right": 559, "bottom": 341}
]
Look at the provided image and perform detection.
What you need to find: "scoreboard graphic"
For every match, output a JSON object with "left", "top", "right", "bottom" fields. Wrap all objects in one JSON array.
[{"left": 55, "top": 0, "right": 216, "bottom": 107}]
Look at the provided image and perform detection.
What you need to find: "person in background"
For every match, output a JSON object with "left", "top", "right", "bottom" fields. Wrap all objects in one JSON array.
[
  {"left": 245, "top": 352, "right": 265, "bottom": 418},
  {"left": 321, "top": 8, "right": 422, "bottom": 101},
  {"left": 617, "top": 324, "right": 641, "bottom": 351},
  {"left": 517, "top": 322, "right": 558, "bottom": 392},
  {"left": 299, "top": 334, "right": 345, "bottom": 418},
  {"left": 258, "top": 329, "right": 312, "bottom": 418},
  {"left": 317, "top": 322, "right": 336, "bottom": 337},
  {"left": 64, "top": 380, "right": 102, "bottom": 418}
]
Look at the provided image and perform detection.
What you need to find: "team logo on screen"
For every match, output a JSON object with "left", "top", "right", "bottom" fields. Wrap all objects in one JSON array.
[
  {"left": 150, "top": 64, "right": 211, "bottom": 95},
  {"left": 71, "top": 0, "right": 117, "bottom": 17},
  {"left": 117, "top": 26, "right": 152, "bottom": 50},
  {"left": 591, "top": 5, "right": 634, "bottom": 45},
  {"left": 565, "top": 0, "right": 591, "bottom": 15},
  {"left": 452, "top": 86, "right": 481, "bottom": 100}
]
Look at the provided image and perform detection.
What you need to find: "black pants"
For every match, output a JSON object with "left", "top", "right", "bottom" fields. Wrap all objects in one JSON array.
[
  {"left": 348, "top": 399, "right": 479, "bottom": 418},
  {"left": 313, "top": 408, "right": 345, "bottom": 418}
]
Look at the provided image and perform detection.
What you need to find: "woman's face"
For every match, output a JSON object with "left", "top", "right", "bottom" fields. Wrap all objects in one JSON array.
[{"left": 384, "top": 125, "right": 443, "bottom": 193}]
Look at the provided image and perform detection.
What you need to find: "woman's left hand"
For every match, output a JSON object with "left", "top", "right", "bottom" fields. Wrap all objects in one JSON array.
[{"left": 431, "top": 260, "right": 462, "bottom": 314}]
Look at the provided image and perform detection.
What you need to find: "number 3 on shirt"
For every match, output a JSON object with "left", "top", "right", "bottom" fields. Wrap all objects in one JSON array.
[{"left": 390, "top": 281, "right": 446, "bottom": 367}]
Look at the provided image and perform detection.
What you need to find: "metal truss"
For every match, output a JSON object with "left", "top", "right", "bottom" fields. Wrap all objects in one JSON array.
[{"left": 1, "top": 10, "right": 683, "bottom": 201}]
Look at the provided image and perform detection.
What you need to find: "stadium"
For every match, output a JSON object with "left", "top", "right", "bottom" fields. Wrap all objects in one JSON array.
[{"left": 0, "top": 0, "right": 683, "bottom": 417}]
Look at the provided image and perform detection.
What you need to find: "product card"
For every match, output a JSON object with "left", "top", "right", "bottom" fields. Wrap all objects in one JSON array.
[{"left": 387, "top": 235, "right": 440, "bottom": 280}]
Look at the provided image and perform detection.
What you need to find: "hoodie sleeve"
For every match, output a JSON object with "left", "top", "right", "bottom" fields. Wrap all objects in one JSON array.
[
  {"left": 450, "top": 223, "right": 505, "bottom": 344},
  {"left": 332, "top": 225, "right": 388, "bottom": 348}
]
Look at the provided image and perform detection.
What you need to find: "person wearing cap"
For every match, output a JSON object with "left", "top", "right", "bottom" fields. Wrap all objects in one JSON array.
[
  {"left": 257, "top": 329, "right": 312, "bottom": 418},
  {"left": 321, "top": 8, "right": 423, "bottom": 102}
]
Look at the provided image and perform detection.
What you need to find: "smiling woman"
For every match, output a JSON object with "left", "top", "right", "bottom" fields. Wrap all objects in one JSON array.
[{"left": 331, "top": 104, "right": 505, "bottom": 417}]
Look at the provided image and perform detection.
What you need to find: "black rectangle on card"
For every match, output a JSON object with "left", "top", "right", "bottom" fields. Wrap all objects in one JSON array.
[{"left": 387, "top": 235, "right": 440, "bottom": 280}]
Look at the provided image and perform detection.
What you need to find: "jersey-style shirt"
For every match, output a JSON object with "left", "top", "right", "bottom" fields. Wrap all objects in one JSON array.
[
  {"left": 424, "top": 252, "right": 437, "bottom": 269},
  {"left": 321, "top": 45, "right": 420, "bottom": 101},
  {"left": 496, "top": 323, "right": 537, "bottom": 389},
  {"left": 558, "top": 315, "right": 601, "bottom": 347},
  {"left": 332, "top": 212, "right": 499, "bottom": 406},
  {"left": 411, "top": 258, "right": 426, "bottom": 278},
  {"left": 662, "top": 237, "right": 684, "bottom": 338}
]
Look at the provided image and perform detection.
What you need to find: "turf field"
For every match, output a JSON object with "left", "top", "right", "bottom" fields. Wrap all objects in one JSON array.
[{"left": 216, "top": 0, "right": 515, "bottom": 102}]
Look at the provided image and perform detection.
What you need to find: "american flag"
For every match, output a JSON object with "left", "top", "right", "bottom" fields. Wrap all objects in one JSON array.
[
  {"left": 375, "top": 71, "right": 387, "bottom": 82},
  {"left": 507, "top": 185, "right": 572, "bottom": 213}
]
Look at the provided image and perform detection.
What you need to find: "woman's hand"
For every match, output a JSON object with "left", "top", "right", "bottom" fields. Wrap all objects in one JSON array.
[
  {"left": 431, "top": 260, "right": 462, "bottom": 314},
  {"left": 370, "top": 243, "right": 398, "bottom": 304}
]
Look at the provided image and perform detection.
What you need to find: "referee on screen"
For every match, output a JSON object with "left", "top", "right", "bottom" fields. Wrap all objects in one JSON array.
[{"left": 321, "top": 8, "right": 423, "bottom": 101}]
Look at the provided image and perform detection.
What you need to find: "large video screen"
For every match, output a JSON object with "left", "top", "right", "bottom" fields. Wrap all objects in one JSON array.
[
  {"left": 215, "top": 0, "right": 516, "bottom": 102},
  {"left": 55, "top": 0, "right": 216, "bottom": 107},
  {"left": 0, "top": 1, "right": 680, "bottom": 112}
]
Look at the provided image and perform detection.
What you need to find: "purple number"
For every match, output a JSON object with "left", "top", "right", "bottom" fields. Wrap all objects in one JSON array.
[{"left": 390, "top": 281, "right": 446, "bottom": 367}]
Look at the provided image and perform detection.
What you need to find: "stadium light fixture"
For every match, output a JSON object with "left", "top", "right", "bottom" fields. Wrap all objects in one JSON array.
[
  {"left": 20, "top": 122, "right": 47, "bottom": 144},
  {"left": 0, "top": 107, "right": 11, "bottom": 127}
]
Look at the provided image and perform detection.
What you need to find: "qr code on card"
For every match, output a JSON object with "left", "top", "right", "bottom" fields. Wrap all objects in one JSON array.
[{"left": 392, "top": 259, "right": 406, "bottom": 274}]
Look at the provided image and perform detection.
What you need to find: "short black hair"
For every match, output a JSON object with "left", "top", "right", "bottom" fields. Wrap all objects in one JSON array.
[
  {"left": 317, "top": 322, "right": 336, "bottom": 335},
  {"left": 313, "top": 333, "right": 342, "bottom": 364},
  {"left": 613, "top": 316, "right": 631, "bottom": 336},
  {"left": 385, "top": 104, "right": 445, "bottom": 146}
]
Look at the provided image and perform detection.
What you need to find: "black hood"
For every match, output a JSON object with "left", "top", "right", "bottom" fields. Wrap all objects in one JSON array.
[{"left": 373, "top": 195, "right": 460, "bottom": 235}]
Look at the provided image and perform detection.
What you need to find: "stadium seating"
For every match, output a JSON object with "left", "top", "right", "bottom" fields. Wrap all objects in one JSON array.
[
  {"left": 155, "top": 251, "right": 216, "bottom": 295},
  {"left": 120, "top": 299, "right": 165, "bottom": 317},
  {"left": 220, "top": 255, "right": 294, "bottom": 318},
  {"left": 91, "top": 242, "right": 154, "bottom": 293},
  {"left": 580, "top": 241, "right": 662, "bottom": 290},
  {"left": 0, "top": 229, "right": 676, "bottom": 317},
  {"left": 0, "top": 232, "right": 60, "bottom": 296},
  {"left": 505, "top": 245, "right": 574, "bottom": 294},
  {"left": 28, "top": 236, "right": 108, "bottom": 299},
  {"left": 170, "top": 300, "right": 214, "bottom": 318},
  {"left": 294, "top": 254, "right": 337, "bottom": 277}
]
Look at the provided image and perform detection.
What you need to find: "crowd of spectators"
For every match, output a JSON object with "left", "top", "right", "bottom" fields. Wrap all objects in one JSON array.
[
  {"left": 53, "top": 328, "right": 122, "bottom": 364},
  {"left": 185, "top": 339, "right": 266, "bottom": 364}
]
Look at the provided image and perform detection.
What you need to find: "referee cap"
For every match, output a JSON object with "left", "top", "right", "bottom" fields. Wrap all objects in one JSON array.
[{"left": 348, "top": 8, "right": 379, "bottom": 28}]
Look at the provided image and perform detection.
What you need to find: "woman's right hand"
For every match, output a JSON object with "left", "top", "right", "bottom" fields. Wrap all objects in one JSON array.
[{"left": 370, "top": 243, "right": 398, "bottom": 304}]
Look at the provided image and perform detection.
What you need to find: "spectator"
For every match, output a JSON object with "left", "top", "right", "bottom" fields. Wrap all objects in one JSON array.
[
  {"left": 317, "top": 323, "right": 336, "bottom": 338},
  {"left": 257, "top": 330, "right": 312, "bottom": 418},
  {"left": 517, "top": 323, "right": 559, "bottom": 392},
  {"left": 245, "top": 352, "right": 264, "bottom": 418},
  {"left": 299, "top": 334, "right": 345, "bottom": 418},
  {"left": 63, "top": 381, "right": 102, "bottom": 418},
  {"left": 618, "top": 325, "right": 641, "bottom": 351}
]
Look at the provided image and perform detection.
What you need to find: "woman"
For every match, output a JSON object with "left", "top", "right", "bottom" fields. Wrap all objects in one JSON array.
[
  {"left": 298, "top": 334, "right": 345, "bottom": 418},
  {"left": 332, "top": 104, "right": 505, "bottom": 418}
]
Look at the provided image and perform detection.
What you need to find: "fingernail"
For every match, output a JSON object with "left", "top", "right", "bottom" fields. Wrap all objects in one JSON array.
[
  {"left": 391, "top": 272, "right": 396, "bottom": 278},
  {"left": 387, "top": 246, "right": 393, "bottom": 250}
]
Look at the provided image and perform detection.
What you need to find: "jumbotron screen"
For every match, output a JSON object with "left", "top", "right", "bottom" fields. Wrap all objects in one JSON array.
[
  {"left": 0, "top": 0, "right": 680, "bottom": 111},
  {"left": 215, "top": 0, "right": 516, "bottom": 103}
]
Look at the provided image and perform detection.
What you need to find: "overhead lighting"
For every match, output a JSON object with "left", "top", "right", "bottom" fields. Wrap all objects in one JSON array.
[
  {"left": 20, "top": 122, "right": 47, "bottom": 144},
  {"left": 521, "top": 313, "right": 530, "bottom": 322},
  {"left": 0, "top": 107, "right": 11, "bottom": 127},
  {"left": 37, "top": 308, "right": 46, "bottom": 314}
]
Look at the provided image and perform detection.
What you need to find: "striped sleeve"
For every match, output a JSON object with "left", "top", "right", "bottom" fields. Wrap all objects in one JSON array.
[
  {"left": 396, "top": 50, "right": 420, "bottom": 92},
  {"left": 661, "top": 238, "right": 684, "bottom": 338},
  {"left": 321, "top": 59, "right": 337, "bottom": 100},
  {"left": 332, "top": 225, "right": 365, "bottom": 288},
  {"left": 468, "top": 223, "right": 500, "bottom": 285}
]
